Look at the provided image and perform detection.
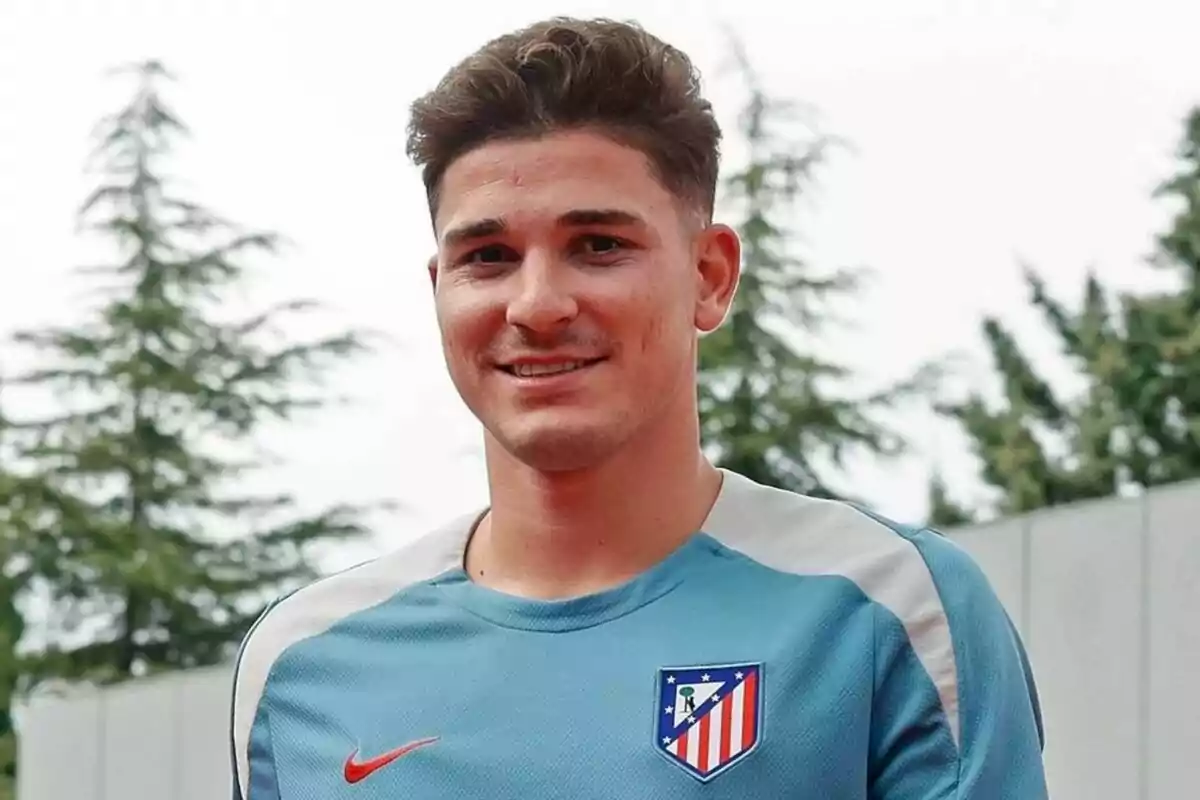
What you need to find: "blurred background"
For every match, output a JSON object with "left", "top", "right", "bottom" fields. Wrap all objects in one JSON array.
[{"left": 1, "top": 0, "right": 1198, "bottom": 798}]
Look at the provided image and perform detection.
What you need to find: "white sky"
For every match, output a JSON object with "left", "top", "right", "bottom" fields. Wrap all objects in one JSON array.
[{"left": 2, "top": 0, "right": 1198, "bottom": 567}]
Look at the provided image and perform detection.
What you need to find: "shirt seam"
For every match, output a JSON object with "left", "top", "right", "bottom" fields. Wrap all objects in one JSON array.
[
  {"left": 433, "top": 537, "right": 726, "bottom": 633},
  {"left": 437, "top": 569, "right": 694, "bottom": 633}
]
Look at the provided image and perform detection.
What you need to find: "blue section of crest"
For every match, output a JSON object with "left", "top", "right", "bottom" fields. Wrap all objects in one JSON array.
[{"left": 655, "top": 663, "right": 760, "bottom": 743}]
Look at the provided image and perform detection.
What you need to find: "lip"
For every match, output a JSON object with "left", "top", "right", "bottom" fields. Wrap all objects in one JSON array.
[{"left": 494, "top": 357, "right": 607, "bottom": 391}]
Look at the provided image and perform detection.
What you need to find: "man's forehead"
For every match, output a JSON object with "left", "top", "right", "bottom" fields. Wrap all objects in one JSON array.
[{"left": 433, "top": 132, "right": 678, "bottom": 237}]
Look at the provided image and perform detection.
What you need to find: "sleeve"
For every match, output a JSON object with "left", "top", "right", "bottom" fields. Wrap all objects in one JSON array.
[
  {"left": 868, "top": 528, "right": 1048, "bottom": 799},
  {"left": 230, "top": 605, "right": 283, "bottom": 800}
]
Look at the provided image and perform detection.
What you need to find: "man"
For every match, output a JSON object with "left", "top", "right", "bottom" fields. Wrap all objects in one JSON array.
[{"left": 230, "top": 17, "right": 1048, "bottom": 799}]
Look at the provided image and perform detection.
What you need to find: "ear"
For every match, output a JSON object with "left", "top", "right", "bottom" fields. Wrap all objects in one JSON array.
[
  {"left": 694, "top": 223, "right": 741, "bottom": 333},
  {"left": 427, "top": 254, "right": 439, "bottom": 292}
]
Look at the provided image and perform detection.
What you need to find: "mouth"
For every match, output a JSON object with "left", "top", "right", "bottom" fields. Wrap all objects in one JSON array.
[{"left": 497, "top": 357, "right": 606, "bottom": 378}]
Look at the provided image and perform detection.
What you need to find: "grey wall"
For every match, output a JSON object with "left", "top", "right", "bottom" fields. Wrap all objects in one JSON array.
[
  {"left": 15, "top": 480, "right": 1200, "bottom": 798},
  {"left": 948, "top": 480, "right": 1200, "bottom": 799},
  {"left": 16, "top": 664, "right": 231, "bottom": 800}
]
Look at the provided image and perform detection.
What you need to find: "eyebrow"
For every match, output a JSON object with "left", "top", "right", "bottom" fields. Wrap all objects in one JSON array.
[{"left": 440, "top": 208, "right": 646, "bottom": 249}]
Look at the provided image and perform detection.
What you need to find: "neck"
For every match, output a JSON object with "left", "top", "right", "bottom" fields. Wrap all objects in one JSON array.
[{"left": 467, "top": 403, "right": 723, "bottom": 600}]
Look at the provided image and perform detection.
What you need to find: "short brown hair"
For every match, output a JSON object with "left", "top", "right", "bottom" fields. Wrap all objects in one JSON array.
[{"left": 405, "top": 17, "right": 722, "bottom": 220}]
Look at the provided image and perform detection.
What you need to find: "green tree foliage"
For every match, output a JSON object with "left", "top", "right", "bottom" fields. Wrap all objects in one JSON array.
[
  {"left": 0, "top": 378, "right": 52, "bottom": 798},
  {"left": 0, "top": 61, "right": 373, "bottom": 687},
  {"left": 926, "top": 471, "right": 974, "bottom": 528},
  {"left": 1133, "top": 107, "right": 1200, "bottom": 480},
  {"left": 932, "top": 107, "right": 1200, "bottom": 524},
  {"left": 929, "top": 302, "right": 1120, "bottom": 525},
  {"left": 698, "top": 44, "right": 928, "bottom": 500}
]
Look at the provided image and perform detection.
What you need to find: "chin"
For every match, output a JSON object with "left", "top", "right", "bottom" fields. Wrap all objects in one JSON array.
[{"left": 491, "top": 416, "right": 628, "bottom": 473}]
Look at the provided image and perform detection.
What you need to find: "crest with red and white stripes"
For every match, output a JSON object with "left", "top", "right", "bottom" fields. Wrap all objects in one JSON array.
[{"left": 654, "top": 663, "right": 762, "bottom": 782}]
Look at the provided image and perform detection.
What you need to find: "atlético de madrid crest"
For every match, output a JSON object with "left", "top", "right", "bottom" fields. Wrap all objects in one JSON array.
[{"left": 654, "top": 663, "right": 762, "bottom": 781}]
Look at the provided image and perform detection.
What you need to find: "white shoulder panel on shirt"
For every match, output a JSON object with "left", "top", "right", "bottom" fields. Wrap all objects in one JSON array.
[
  {"left": 702, "top": 470, "right": 961, "bottom": 747},
  {"left": 230, "top": 509, "right": 479, "bottom": 797}
]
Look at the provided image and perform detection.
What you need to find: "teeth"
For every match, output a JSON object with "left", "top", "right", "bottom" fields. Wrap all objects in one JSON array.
[{"left": 512, "top": 361, "right": 588, "bottom": 377}]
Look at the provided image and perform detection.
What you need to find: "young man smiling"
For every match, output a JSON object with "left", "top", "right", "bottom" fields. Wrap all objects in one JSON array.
[{"left": 230, "top": 17, "right": 1049, "bottom": 799}]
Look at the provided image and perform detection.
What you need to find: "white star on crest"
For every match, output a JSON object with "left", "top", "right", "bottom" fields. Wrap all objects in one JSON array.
[
  {"left": 687, "top": 716, "right": 696, "bottom": 724},
  {"left": 735, "top": 671, "right": 744, "bottom": 680},
  {"left": 666, "top": 676, "right": 676, "bottom": 684},
  {"left": 701, "top": 673, "right": 710, "bottom": 681},
  {"left": 665, "top": 706, "right": 673, "bottom": 714}
]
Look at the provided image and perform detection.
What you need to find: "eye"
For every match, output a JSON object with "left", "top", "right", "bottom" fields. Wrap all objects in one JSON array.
[
  {"left": 576, "top": 235, "right": 628, "bottom": 256},
  {"left": 463, "top": 244, "right": 518, "bottom": 265}
]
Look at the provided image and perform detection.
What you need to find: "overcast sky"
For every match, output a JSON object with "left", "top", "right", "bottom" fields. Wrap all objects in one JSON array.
[{"left": 2, "top": 0, "right": 1198, "bottom": 567}]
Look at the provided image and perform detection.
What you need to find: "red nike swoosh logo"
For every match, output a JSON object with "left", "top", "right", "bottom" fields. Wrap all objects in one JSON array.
[{"left": 343, "top": 737, "right": 439, "bottom": 784}]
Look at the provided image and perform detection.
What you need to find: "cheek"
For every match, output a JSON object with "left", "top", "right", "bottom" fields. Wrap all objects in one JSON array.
[
  {"left": 435, "top": 289, "right": 497, "bottom": 361},
  {"left": 627, "top": 286, "right": 693, "bottom": 361}
]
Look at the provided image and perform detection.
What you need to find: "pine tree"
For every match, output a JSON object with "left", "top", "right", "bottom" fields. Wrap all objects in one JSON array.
[
  {"left": 1133, "top": 106, "right": 1200, "bottom": 479},
  {"left": 0, "top": 61, "right": 372, "bottom": 683},
  {"left": 698, "top": 43, "right": 929, "bottom": 500},
  {"left": 926, "top": 472, "right": 976, "bottom": 528},
  {"left": 1155, "top": 108, "right": 1200, "bottom": 307},
  {"left": 0, "top": 379, "right": 47, "bottom": 800},
  {"left": 934, "top": 106, "right": 1200, "bottom": 519},
  {"left": 932, "top": 275, "right": 1131, "bottom": 521}
]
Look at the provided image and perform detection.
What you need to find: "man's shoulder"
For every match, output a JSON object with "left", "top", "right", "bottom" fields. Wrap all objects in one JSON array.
[
  {"left": 229, "top": 508, "right": 480, "bottom": 792},
  {"left": 707, "top": 470, "right": 998, "bottom": 668},
  {"left": 706, "top": 469, "right": 984, "bottom": 599},
  {"left": 707, "top": 471, "right": 1007, "bottom": 747},
  {"left": 231, "top": 508, "right": 478, "bottom": 694}
]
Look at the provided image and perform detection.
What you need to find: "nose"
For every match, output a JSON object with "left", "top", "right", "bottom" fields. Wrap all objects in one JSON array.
[{"left": 505, "top": 250, "right": 578, "bottom": 334}]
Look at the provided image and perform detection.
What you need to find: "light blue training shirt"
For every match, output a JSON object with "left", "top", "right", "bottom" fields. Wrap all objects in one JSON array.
[{"left": 231, "top": 469, "right": 1047, "bottom": 798}]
